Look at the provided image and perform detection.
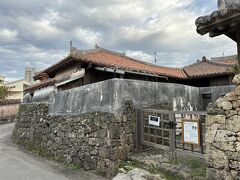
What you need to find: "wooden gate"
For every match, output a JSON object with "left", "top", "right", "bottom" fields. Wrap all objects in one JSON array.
[{"left": 136, "top": 108, "right": 206, "bottom": 157}]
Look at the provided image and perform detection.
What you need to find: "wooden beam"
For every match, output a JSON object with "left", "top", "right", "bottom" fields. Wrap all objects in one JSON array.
[
  {"left": 237, "top": 29, "right": 240, "bottom": 73},
  {"left": 225, "top": 32, "right": 237, "bottom": 42},
  {"left": 198, "top": 13, "right": 240, "bottom": 35},
  {"left": 208, "top": 25, "right": 239, "bottom": 42}
]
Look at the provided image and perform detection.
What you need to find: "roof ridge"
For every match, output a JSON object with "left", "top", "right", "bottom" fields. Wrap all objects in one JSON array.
[
  {"left": 71, "top": 46, "right": 125, "bottom": 56},
  {"left": 211, "top": 54, "right": 237, "bottom": 60},
  {"left": 183, "top": 59, "right": 204, "bottom": 68},
  {"left": 73, "top": 46, "right": 182, "bottom": 70},
  {"left": 206, "top": 59, "right": 233, "bottom": 67},
  {"left": 183, "top": 58, "right": 234, "bottom": 69}
]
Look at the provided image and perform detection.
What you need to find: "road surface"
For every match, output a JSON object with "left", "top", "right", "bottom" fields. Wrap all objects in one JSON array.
[{"left": 0, "top": 123, "right": 107, "bottom": 180}]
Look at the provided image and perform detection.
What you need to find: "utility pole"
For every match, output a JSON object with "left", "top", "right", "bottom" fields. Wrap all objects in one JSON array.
[
  {"left": 154, "top": 52, "right": 157, "bottom": 64},
  {"left": 70, "top": 40, "right": 73, "bottom": 53}
]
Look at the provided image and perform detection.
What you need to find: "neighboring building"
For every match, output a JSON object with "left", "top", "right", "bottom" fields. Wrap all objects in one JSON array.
[
  {"left": 0, "top": 75, "right": 5, "bottom": 86},
  {"left": 24, "top": 46, "right": 237, "bottom": 98},
  {"left": 183, "top": 55, "right": 236, "bottom": 87},
  {"left": 6, "top": 80, "right": 30, "bottom": 100},
  {"left": 25, "top": 67, "right": 38, "bottom": 85}
]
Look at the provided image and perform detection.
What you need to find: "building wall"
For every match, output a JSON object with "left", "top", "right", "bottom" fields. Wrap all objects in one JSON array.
[
  {"left": 83, "top": 69, "right": 120, "bottom": 85},
  {"left": 25, "top": 79, "right": 235, "bottom": 113},
  {"left": 86, "top": 69, "right": 234, "bottom": 87},
  {"left": 6, "top": 80, "right": 30, "bottom": 99},
  {"left": 210, "top": 75, "right": 234, "bottom": 86},
  {"left": 25, "top": 67, "right": 37, "bottom": 85},
  {"left": 200, "top": 85, "right": 235, "bottom": 103},
  {"left": 184, "top": 75, "right": 234, "bottom": 87},
  {"left": 83, "top": 68, "right": 173, "bottom": 85},
  {"left": 49, "top": 79, "right": 202, "bottom": 115},
  {"left": 54, "top": 64, "right": 81, "bottom": 80}
]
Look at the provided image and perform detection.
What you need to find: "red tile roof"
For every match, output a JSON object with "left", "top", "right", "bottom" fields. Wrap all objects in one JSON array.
[
  {"left": 211, "top": 56, "right": 237, "bottom": 65},
  {"left": 27, "top": 47, "right": 237, "bottom": 92},
  {"left": 184, "top": 58, "right": 235, "bottom": 78},
  {"left": 72, "top": 49, "right": 186, "bottom": 78},
  {"left": 35, "top": 47, "right": 187, "bottom": 80}
]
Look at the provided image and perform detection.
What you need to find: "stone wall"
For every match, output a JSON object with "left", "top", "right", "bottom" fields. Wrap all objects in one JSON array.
[
  {"left": 0, "top": 100, "right": 20, "bottom": 118},
  {"left": 13, "top": 101, "right": 135, "bottom": 178},
  {"left": 0, "top": 100, "right": 20, "bottom": 124},
  {"left": 0, "top": 116, "right": 16, "bottom": 125},
  {"left": 206, "top": 75, "right": 240, "bottom": 179}
]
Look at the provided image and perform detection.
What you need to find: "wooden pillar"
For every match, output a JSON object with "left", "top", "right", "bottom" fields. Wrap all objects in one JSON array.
[
  {"left": 136, "top": 108, "right": 143, "bottom": 151},
  {"left": 237, "top": 30, "right": 240, "bottom": 73}
]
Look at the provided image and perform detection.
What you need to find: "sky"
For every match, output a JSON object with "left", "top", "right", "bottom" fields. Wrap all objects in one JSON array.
[{"left": 0, "top": 0, "right": 237, "bottom": 81}]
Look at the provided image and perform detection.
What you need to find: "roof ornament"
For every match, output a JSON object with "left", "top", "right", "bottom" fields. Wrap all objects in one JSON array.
[
  {"left": 95, "top": 44, "right": 99, "bottom": 49},
  {"left": 202, "top": 56, "right": 207, "bottom": 61},
  {"left": 218, "top": 0, "right": 240, "bottom": 10},
  {"left": 196, "top": 0, "right": 240, "bottom": 73}
]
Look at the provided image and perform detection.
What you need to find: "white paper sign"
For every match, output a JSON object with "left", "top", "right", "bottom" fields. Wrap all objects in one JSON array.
[
  {"left": 183, "top": 121, "right": 199, "bottom": 144},
  {"left": 149, "top": 116, "right": 160, "bottom": 126}
]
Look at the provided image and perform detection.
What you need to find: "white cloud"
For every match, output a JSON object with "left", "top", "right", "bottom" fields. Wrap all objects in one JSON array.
[
  {"left": 0, "top": 0, "right": 237, "bottom": 80},
  {"left": 19, "top": 17, "right": 64, "bottom": 40},
  {"left": 0, "top": 29, "right": 18, "bottom": 43},
  {"left": 73, "top": 28, "right": 102, "bottom": 47},
  {"left": 126, "top": 50, "right": 154, "bottom": 64}
]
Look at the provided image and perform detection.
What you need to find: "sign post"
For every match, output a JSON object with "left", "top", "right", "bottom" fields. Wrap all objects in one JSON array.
[
  {"left": 182, "top": 119, "right": 200, "bottom": 145},
  {"left": 149, "top": 115, "right": 160, "bottom": 126}
]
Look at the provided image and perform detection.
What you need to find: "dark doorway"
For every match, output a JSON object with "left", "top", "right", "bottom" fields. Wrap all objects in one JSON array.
[{"left": 202, "top": 93, "right": 212, "bottom": 111}]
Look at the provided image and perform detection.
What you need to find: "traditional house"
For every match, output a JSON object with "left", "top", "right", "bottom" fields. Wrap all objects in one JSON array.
[
  {"left": 23, "top": 46, "right": 237, "bottom": 101},
  {"left": 183, "top": 55, "right": 236, "bottom": 87},
  {"left": 25, "top": 46, "right": 187, "bottom": 94}
]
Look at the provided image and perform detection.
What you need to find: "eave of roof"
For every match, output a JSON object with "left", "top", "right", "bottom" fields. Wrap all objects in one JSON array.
[
  {"left": 195, "top": 6, "right": 240, "bottom": 41},
  {"left": 24, "top": 79, "right": 56, "bottom": 93}
]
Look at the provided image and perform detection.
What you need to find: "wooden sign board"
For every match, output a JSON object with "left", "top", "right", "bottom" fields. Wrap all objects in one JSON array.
[
  {"left": 149, "top": 115, "right": 160, "bottom": 126},
  {"left": 182, "top": 119, "right": 200, "bottom": 145}
]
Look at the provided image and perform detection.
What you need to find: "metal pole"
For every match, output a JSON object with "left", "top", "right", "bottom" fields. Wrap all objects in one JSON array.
[
  {"left": 154, "top": 52, "right": 157, "bottom": 64},
  {"left": 237, "top": 30, "right": 240, "bottom": 73}
]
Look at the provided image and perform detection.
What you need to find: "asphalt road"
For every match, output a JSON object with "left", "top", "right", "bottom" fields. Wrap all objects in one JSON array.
[{"left": 0, "top": 123, "right": 107, "bottom": 180}]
